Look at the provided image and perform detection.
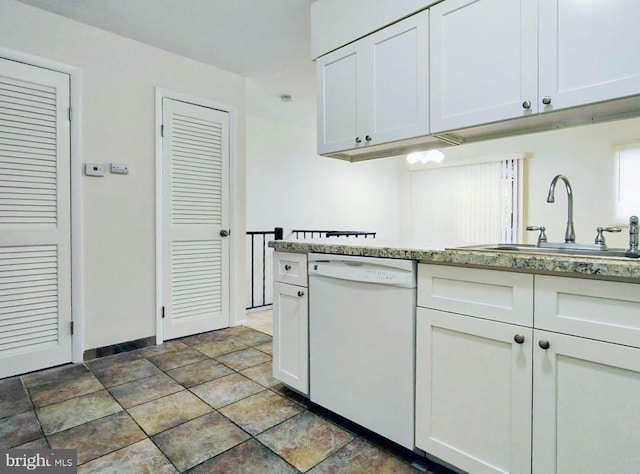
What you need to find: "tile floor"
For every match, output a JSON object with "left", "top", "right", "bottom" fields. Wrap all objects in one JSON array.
[{"left": 0, "top": 324, "right": 446, "bottom": 473}]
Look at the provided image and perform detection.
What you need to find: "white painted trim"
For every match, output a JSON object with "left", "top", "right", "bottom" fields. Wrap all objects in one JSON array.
[
  {"left": 0, "top": 47, "right": 84, "bottom": 363},
  {"left": 154, "top": 88, "right": 239, "bottom": 344}
]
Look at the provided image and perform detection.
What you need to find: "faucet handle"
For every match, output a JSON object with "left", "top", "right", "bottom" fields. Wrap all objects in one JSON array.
[
  {"left": 594, "top": 226, "right": 622, "bottom": 247},
  {"left": 526, "top": 226, "right": 547, "bottom": 245}
]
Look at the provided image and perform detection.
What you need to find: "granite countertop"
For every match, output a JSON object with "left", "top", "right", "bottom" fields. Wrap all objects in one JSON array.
[{"left": 269, "top": 240, "right": 640, "bottom": 283}]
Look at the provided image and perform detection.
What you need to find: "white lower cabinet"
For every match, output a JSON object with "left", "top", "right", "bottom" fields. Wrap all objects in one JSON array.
[
  {"left": 272, "top": 252, "right": 309, "bottom": 395},
  {"left": 533, "top": 330, "right": 640, "bottom": 474},
  {"left": 416, "top": 264, "right": 640, "bottom": 474},
  {"left": 272, "top": 282, "right": 308, "bottom": 394},
  {"left": 416, "top": 308, "right": 533, "bottom": 474}
]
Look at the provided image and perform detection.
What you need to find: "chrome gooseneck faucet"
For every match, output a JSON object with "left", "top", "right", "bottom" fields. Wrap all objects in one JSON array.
[{"left": 547, "top": 174, "right": 575, "bottom": 243}]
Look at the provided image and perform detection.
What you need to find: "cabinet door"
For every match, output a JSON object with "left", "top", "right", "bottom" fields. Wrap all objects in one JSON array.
[
  {"left": 533, "top": 330, "right": 640, "bottom": 473},
  {"left": 361, "top": 9, "right": 429, "bottom": 146},
  {"left": 430, "top": 0, "right": 538, "bottom": 133},
  {"left": 416, "top": 308, "right": 533, "bottom": 474},
  {"left": 272, "top": 282, "right": 308, "bottom": 394},
  {"left": 316, "top": 43, "right": 365, "bottom": 154},
  {"left": 539, "top": 0, "right": 640, "bottom": 112}
]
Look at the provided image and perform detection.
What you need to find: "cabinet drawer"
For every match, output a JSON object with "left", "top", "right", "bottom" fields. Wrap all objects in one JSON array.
[
  {"left": 418, "top": 264, "right": 533, "bottom": 326},
  {"left": 274, "top": 252, "right": 308, "bottom": 287},
  {"left": 535, "top": 276, "right": 640, "bottom": 348}
]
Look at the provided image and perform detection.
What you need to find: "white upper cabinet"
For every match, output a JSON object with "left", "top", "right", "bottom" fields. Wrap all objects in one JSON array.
[
  {"left": 430, "top": 0, "right": 538, "bottom": 133},
  {"left": 539, "top": 0, "right": 640, "bottom": 112},
  {"left": 317, "top": 10, "right": 429, "bottom": 155},
  {"left": 316, "top": 44, "right": 361, "bottom": 155}
]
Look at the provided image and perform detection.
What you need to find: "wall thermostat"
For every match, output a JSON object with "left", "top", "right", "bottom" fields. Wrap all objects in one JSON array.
[{"left": 84, "top": 163, "right": 105, "bottom": 177}]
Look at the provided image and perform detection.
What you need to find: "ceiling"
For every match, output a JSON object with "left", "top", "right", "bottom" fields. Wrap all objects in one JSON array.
[{"left": 17, "top": 0, "right": 317, "bottom": 128}]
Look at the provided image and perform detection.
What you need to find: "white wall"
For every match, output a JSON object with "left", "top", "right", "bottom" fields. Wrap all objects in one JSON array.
[
  {"left": 411, "top": 117, "right": 640, "bottom": 249},
  {"left": 246, "top": 114, "right": 405, "bottom": 238},
  {"left": 0, "top": 0, "right": 247, "bottom": 350}
]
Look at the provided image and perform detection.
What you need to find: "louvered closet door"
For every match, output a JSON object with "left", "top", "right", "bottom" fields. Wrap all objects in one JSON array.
[
  {"left": 0, "top": 58, "right": 71, "bottom": 378},
  {"left": 162, "top": 98, "right": 229, "bottom": 340}
]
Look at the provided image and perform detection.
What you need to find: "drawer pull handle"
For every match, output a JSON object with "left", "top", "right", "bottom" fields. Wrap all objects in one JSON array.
[
  {"left": 284, "top": 264, "right": 291, "bottom": 271},
  {"left": 514, "top": 334, "right": 525, "bottom": 344},
  {"left": 538, "top": 339, "right": 551, "bottom": 350},
  {"left": 297, "top": 291, "right": 305, "bottom": 297}
]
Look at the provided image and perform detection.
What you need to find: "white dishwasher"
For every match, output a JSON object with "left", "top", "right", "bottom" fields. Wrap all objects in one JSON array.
[{"left": 308, "top": 253, "right": 416, "bottom": 450}]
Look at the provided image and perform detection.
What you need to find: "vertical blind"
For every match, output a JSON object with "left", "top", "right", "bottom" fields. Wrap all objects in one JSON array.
[{"left": 410, "top": 158, "right": 520, "bottom": 247}]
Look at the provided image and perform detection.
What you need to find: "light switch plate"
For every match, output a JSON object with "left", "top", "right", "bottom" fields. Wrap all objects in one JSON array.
[
  {"left": 84, "top": 163, "right": 105, "bottom": 177},
  {"left": 110, "top": 163, "right": 129, "bottom": 175}
]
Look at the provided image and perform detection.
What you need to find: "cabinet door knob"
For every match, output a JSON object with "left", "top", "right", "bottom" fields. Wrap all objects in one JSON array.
[
  {"left": 365, "top": 135, "right": 372, "bottom": 142},
  {"left": 522, "top": 100, "right": 531, "bottom": 109},
  {"left": 297, "top": 290, "right": 304, "bottom": 297},
  {"left": 355, "top": 137, "right": 362, "bottom": 143},
  {"left": 284, "top": 264, "right": 291, "bottom": 271},
  {"left": 538, "top": 339, "right": 551, "bottom": 350},
  {"left": 514, "top": 334, "right": 525, "bottom": 344},
  {"left": 542, "top": 96, "right": 552, "bottom": 105}
]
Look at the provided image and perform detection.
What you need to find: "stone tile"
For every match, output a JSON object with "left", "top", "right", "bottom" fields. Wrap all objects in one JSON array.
[
  {"left": 84, "top": 351, "right": 143, "bottom": 374},
  {"left": 128, "top": 390, "right": 212, "bottom": 436},
  {"left": 21, "top": 363, "right": 87, "bottom": 388},
  {"left": 219, "top": 390, "right": 303, "bottom": 436},
  {"left": 180, "top": 331, "right": 231, "bottom": 347},
  {"left": 87, "top": 357, "right": 161, "bottom": 388},
  {"left": 0, "top": 411, "right": 42, "bottom": 448},
  {"left": 0, "top": 377, "right": 32, "bottom": 419},
  {"left": 134, "top": 340, "right": 188, "bottom": 358},
  {"left": 78, "top": 439, "right": 176, "bottom": 474},
  {"left": 194, "top": 339, "right": 247, "bottom": 358},
  {"left": 272, "top": 384, "right": 311, "bottom": 408},
  {"left": 166, "top": 360, "right": 233, "bottom": 388},
  {"left": 232, "top": 329, "right": 273, "bottom": 347},
  {"left": 189, "top": 439, "right": 296, "bottom": 474},
  {"left": 254, "top": 341, "right": 273, "bottom": 355},
  {"left": 216, "top": 347, "right": 271, "bottom": 371},
  {"left": 257, "top": 411, "right": 354, "bottom": 472},
  {"left": 218, "top": 326, "right": 253, "bottom": 337},
  {"left": 28, "top": 369, "right": 104, "bottom": 408},
  {"left": 308, "top": 438, "right": 420, "bottom": 473},
  {"left": 108, "top": 373, "right": 183, "bottom": 408},
  {"left": 48, "top": 411, "right": 145, "bottom": 465},
  {"left": 15, "top": 437, "right": 49, "bottom": 449},
  {"left": 153, "top": 412, "right": 250, "bottom": 472},
  {"left": 240, "top": 361, "right": 279, "bottom": 388},
  {"left": 37, "top": 390, "right": 122, "bottom": 436},
  {"left": 191, "top": 373, "right": 264, "bottom": 409},
  {"left": 148, "top": 347, "right": 208, "bottom": 371}
]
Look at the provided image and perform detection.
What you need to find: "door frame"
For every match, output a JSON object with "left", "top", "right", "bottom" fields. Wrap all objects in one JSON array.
[
  {"left": 154, "top": 88, "right": 239, "bottom": 344},
  {"left": 0, "top": 47, "right": 84, "bottom": 363}
]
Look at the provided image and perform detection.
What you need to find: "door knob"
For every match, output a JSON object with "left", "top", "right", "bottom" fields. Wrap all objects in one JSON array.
[
  {"left": 538, "top": 339, "right": 550, "bottom": 350},
  {"left": 514, "top": 334, "right": 525, "bottom": 344},
  {"left": 219, "top": 229, "right": 230, "bottom": 237}
]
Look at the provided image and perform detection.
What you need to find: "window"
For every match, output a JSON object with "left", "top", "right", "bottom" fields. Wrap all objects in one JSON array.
[
  {"left": 408, "top": 154, "right": 525, "bottom": 247},
  {"left": 615, "top": 143, "right": 640, "bottom": 224}
]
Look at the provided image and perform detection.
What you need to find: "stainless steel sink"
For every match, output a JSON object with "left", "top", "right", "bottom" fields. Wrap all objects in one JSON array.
[{"left": 453, "top": 244, "right": 636, "bottom": 258}]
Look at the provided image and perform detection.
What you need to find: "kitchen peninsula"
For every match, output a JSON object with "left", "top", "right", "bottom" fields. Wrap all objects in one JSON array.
[{"left": 270, "top": 240, "right": 640, "bottom": 474}]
